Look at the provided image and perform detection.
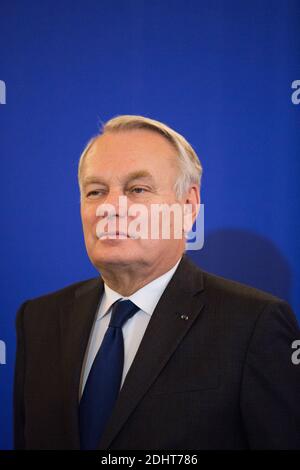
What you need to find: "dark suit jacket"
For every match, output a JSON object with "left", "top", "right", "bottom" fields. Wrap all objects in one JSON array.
[{"left": 14, "top": 254, "right": 300, "bottom": 449}]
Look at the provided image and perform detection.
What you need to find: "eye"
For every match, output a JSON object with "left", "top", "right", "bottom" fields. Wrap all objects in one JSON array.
[
  {"left": 86, "top": 190, "right": 105, "bottom": 198},
  {"left": 130, "top": 187, "right": 147, "bottom": 194}
]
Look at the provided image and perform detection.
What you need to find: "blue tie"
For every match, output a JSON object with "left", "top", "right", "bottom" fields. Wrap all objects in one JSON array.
[{"left": 79, "top": 299, "right": 140, "bottom": 450}]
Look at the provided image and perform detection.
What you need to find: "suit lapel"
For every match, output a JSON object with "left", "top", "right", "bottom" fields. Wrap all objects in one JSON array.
[
  {"left": 98, "top": 254, "right": 206, "bottom": 449},
  {"left": 59, "top": 277, "right": 103, "bottom": 449}
]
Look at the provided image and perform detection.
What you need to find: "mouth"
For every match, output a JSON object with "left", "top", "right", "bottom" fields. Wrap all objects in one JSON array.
[{"left": 98, "top": 231, "right": 131, "bottom": 239}]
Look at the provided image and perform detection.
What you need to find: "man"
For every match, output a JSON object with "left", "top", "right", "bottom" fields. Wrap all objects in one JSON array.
[{"left": 14, "top": 115, "right": 300, "bottom": 449}]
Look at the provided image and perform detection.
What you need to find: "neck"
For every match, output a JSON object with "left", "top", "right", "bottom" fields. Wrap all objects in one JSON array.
[{"left": 99, "top": 254, "right": 183, "bottom": 297}]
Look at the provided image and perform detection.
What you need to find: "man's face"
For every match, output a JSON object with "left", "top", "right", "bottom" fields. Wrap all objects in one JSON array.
[{"left": 80, "top": 129, "right": 188, "bottom": 271}]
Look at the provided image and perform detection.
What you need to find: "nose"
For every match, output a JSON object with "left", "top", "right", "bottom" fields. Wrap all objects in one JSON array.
[{"left": 96, "top": 189, "right": 128, "bottom": 220}]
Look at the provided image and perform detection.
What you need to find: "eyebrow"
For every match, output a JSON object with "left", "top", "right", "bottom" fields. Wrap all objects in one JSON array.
[{"left": 82, "top": 170, "right": 156, "bottom": 188}]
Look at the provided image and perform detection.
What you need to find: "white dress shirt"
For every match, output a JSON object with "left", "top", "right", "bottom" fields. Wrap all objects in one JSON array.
[{"left": 80, "top": 256, "right": 182, "bottom": 398}]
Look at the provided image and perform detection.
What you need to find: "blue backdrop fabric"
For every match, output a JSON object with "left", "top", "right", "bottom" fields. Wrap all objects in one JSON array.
[{"left": 0, "top": 0, "right": 299, "bottom": 449}]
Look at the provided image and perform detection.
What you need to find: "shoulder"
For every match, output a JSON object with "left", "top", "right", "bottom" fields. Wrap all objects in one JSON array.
[
  {"left": 204, "top": 269, "right": 298, "bottom": 326},
  {"left": 182, "top": 255, "right": 297, "bottom": 327},
  {"left": 16, "top": 277, "right": 101, "bottom": 324},
  {"left": 178, "top": 258, "right": 299, "bottom": 358},
  {"left": 202, "top": 269, "right": 281, "bottom": 305},
  {"left": 27, "top": 277, "right": 100, "bottom": 305},
  {"left": 183, "top": 254, "right": 281, "bottom": 304}
]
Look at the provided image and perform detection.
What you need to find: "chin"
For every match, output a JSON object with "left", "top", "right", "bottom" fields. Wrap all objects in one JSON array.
[{"left": 89, "top": 243, "right": 141, "bottom": 267}]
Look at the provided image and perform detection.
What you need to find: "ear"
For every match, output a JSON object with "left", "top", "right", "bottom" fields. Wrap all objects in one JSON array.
[{"left": 183, "top": 185, "right": 200, "bottom": 234}]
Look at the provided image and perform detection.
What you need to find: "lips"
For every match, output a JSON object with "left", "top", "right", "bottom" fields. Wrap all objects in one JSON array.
[{"left": 99, "top": 231, "right": 129, "bottom": 239}]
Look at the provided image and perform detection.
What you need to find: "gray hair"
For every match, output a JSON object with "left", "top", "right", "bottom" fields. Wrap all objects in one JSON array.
[{"left": 78, "top": 115, "right": 202, "bottom": 199}]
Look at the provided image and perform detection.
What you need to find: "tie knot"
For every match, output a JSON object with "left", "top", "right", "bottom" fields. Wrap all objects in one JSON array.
[{"left": 109, "top": 299, "right": 139, "bottom": 329}]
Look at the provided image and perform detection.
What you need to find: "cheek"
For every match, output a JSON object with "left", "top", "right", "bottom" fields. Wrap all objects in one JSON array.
[
  {"left": 81, "top": 205, "right": 97, "bottom": 225},
  {"left": 81, "top": 213, "right": 99, "bottom": 243}
]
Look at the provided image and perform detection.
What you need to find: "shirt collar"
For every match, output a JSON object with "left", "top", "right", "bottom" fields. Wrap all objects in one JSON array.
[{"left": 97, "top": 256, "right": 182, "bottom": 320}]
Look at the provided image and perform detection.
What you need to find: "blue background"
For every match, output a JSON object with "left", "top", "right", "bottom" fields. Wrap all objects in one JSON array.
[{"left": 0, "top": 0, "right": 299, "bottom": 450}]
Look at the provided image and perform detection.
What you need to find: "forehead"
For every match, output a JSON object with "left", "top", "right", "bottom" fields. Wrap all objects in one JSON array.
[{"left": 83, "top": 129, "right": 178, "bottom": 173}]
